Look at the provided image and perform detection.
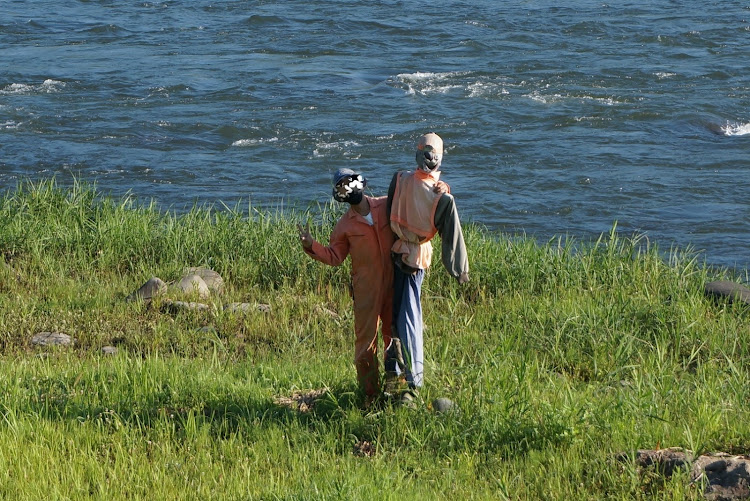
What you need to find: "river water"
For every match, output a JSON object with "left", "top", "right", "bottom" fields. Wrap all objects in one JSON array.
[{"left": 2, "top": 1, "right": 749, "bottom": 270}]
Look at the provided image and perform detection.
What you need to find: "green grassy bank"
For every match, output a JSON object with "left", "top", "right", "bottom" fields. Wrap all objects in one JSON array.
[{"left": 0, "top": 179, "right": 748, "bottom": 499}]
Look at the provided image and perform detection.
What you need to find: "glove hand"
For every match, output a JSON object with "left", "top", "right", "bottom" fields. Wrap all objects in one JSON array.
[
  {"left": 297, "top": 223, "right": 314, "bottom": 249},
  {"left": 433, "top": 180, "right": 450, "bottom": 195}
]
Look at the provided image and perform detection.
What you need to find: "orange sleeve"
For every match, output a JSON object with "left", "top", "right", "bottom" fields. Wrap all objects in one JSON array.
[{"left": 303, "top": 221, "right": 350, "bottom": 266}]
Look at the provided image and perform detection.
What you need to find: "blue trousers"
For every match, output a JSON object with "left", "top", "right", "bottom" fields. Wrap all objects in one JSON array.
[{"left": 391, "top": 266, "right": 425, "bottom": 387}]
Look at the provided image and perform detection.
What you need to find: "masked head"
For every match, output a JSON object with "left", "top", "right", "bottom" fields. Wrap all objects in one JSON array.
[
  {"left": 415, "top": 132, "right": 443, "bottom": 172},
  {"left": 332, "top": 168, "right": 367, "bottom": 205}
]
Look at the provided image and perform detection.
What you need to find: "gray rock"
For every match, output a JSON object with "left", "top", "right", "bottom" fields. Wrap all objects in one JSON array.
[
  {"left": 628, "top": 448, "right": 692, "bottom": 477},
  {"left": 127, "top": 277, "right": 167, "bottom": 302},
  {"left": 185, "top": 267, "right": 224, "bottom": 295},
  {"left": 31, "top": 332, "right": 74, "bottom": 347},
  {"left": 622, "top": 448, "right": 750, "bottom": 500},
  {"left": 175, "top": 274, "right": 210, "bottom": 299},
  {"left": 224, "top": 302, "right": 253, "bottom": 314},
  {"left": 165, "top": 300, "right": 210, "bottom": 313},
  {"left": 705, "top": 280, "right": 750, "bottom": 306},
  {"left": 432, "top": 397, "right": 456, "bottom": 413},
  {"left": 224, "top": 302, "right": 272, "bottom": 314},
  {"left": 691, "top": 453, "right": 750, "bottom": 501},
  {"left": 101, "top": 346, "right": 118, "bottom": 355},
  {"left": 398, "top": 391, "right": 418, "bottom": 409}
]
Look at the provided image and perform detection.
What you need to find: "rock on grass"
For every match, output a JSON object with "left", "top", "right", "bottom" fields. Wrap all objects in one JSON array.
[{"left": 31, "top": 332, "right": 74, "bottom": 347}]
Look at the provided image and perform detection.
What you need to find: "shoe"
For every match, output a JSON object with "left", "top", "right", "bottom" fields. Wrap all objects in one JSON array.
[{"left": 384, "top": 374, "right": 408, "bottom": 395}]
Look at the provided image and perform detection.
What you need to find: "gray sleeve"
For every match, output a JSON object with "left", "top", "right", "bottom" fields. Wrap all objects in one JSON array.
[
  {"left": 386, "top": 171, "right": 399, "bottom": 221},
  {"left": 433, "top": 193, "right": 470, "bottom": 283}
]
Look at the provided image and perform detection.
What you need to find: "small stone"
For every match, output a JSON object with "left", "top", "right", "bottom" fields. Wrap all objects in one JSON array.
[
  {"left": 399, "top": 391, "right": 418, "bottom": 409},
  {"left": 31, "top": 332, "right": 73, "bottom": 347},
  {"left": 315, "top": 305, "right": 339, "bottom": 319},
  {"left": 224, "top": 302, "right": 252, "bottom": 314},
  {"left": 176, "top": 274, "right": 210, "bottom": 299},
  {"left": 101, "top": 346, "right": 118, "bottom": 355},
  {"left": 165, "top": 300, "right": 210, "bottom": 313},
  {"left": 127, "top": 277, "right": 167, "bottom": 302},
  {"left": 432, "top": 397, "right": 455, "bottom": 413},
  {"left": 224, "top": 302, "right": 271, "bottom": 314}
]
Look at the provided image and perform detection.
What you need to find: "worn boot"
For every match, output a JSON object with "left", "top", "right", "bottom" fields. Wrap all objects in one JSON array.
[{"left": 384, "top": 338, "right": 408, "bottom": 397}]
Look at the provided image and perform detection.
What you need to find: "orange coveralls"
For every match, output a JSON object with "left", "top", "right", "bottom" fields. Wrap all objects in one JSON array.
[{"left": 303, "top": 196, "right": 394, "bottom": 396}]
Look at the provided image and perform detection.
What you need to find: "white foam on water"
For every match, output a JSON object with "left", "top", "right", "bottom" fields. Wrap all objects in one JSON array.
[
  {"left": 394, "top": 71, "right": 469, "bottom": 96},
  {"left": 1, "top": 121, "right": 20, "bottom": 129},
  {"left": 721, "top": 122, "right": 750, "bottom": 136},
  {"left": 396, "top": 71, "right": 468, "bottom": 81},
  {"left": 41, "top": 79, "right": 65, "bottom": 91},
  {"left": 574, "top": 116, "right": 611, "bottom": 122},
  {"left": 313, "top": 140, "right": 362, "bottom": 158},
  {"left": 528, "top": 91, "right": 620, "bottom": 106},
  {"left": 583, "top": 96, "right": 618, "bottom": 106},
  {"left": 232, "top": 137, "right": 279, "bottom": 147},
  {"left": 528, "top": 91, "right": 562, "bottom": 104},
  {"left": 1, "top": 83, "right": 34, "bottom": 95},
  {"left": 467, "top": 81, "right": 509, "bottom": 98},
  {"left": 1, "top": 80, "right": 65, "bottom": 95},
  {"left": 655, "top": 72, "right": 676, "bottom": 79},
  {"left": 395, "top": 72, "right": 513, "bottom": 98}
]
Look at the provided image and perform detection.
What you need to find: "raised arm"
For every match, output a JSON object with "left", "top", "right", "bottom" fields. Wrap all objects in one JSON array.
[{"left": 298, "top": 221, "right": 350, "bottom": 267}]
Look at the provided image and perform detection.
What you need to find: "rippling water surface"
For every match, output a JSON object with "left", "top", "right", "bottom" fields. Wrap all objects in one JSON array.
[{"left": 2, "top": 1, "right": 749, "bottom": 270}]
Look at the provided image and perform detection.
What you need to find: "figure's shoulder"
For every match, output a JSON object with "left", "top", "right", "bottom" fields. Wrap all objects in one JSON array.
[
  {"left": 367, "top": 196, "right": 388, "bottom": 213},
  {"left": 436, "top": 192, "right": 456, "bottom": 211},
  {"left": 392, "top": 169, "right": 412, "bottom": 180}
]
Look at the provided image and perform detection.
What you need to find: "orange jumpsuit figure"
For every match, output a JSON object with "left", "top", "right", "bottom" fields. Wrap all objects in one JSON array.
[{"left": 298, "top": 168, "right": 394, "bottom": 399}]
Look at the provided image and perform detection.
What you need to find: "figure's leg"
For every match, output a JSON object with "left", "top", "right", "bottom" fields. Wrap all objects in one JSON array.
[
  {"left": 385, "top": 267, "right": 407, "bottom": 392},
  {"left": 392, "top": 268, "right": 424, "bottom": 388},
  {"left": 353, "top": 288, "right": 380, "bottom": 398}
]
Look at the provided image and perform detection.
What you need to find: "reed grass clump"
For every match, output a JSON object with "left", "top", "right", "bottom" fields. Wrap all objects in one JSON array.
[{"left": 0, "top": 179, "right": 747, "bottom": 499}]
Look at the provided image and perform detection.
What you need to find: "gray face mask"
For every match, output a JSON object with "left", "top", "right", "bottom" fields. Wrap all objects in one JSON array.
[{"left": 416, "top": 145, "right": 442, "bottom": 172}]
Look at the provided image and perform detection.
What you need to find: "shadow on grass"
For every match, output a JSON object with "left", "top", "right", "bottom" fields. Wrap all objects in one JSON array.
[
  {"left": 27, "top": 381, "right": 362, "bottom": 433},
  {"left": 26, "top": 380, "right": 573, "bottom": 459}
]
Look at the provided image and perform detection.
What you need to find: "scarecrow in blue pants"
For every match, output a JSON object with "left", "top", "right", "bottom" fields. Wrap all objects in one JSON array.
[{"left": 385, "top": 132, "right": 470, "bottom": 403}]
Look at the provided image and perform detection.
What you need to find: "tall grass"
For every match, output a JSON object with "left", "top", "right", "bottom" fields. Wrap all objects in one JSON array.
[{"left": 0, "top": 179, "right": 747, "bottom": 499}]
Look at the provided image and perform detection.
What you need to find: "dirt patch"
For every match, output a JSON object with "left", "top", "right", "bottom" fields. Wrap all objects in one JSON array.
[
  {"left": 273, "top": 389, "right": 327, "bottom": 413},
  {"left": 353, "top": 440, "right": 376, "bottom": 457}
]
